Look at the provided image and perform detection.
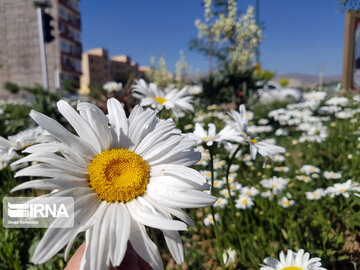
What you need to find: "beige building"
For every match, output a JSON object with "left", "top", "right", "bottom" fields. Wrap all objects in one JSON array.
[
  {"left": 80, "top": 48, "right": 147, "bottom": 94},
  {"left": 0, "top": 0, "right": 82, "bottom": 96},
  {"left": 80, "top": 48, "right": 110, "bottom": 94}
]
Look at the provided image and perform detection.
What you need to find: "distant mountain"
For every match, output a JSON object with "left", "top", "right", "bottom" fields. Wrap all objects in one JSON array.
[{"left": 275, "top": 73, "right": 341, "bottom": 87}]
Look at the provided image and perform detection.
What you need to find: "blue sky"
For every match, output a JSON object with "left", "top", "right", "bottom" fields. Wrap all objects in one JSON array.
[{"left": 81, "top": 0, "right": 345, "bottom": 77}]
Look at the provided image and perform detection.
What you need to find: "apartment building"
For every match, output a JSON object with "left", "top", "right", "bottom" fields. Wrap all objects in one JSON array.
[
  {"left": 0, "top": 0, "right": 82, "bottom": 95},
  {"left": 80, "top": 48, "right": 147, "bottom": 95}
]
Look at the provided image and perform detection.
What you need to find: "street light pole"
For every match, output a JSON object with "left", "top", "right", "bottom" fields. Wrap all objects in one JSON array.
[
  {"left": 34, "top": 0, "right": 51, "bottom": 90},
  {"left": 36, "top": 7, "right": 48, "bottom": 90}
]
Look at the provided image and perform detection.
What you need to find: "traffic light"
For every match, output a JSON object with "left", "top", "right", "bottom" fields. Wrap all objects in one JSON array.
[{"left": 42, "top": 12, "right": 54, "bottom": 43}]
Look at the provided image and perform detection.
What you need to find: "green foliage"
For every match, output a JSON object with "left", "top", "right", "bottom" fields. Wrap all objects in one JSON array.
[
  {"left": 257, "top": 69, "right": 276, "bottom": 82},
  {"left": 279, "top": 78, "right": 289, "bottom": 87},
  {"left": 60, "top": 80, "right": 79, "bottom": 94},
  {"left": 4, "top": 81, "right": 20, "bottom": 94},
  {"left": 88, "top": 82, "right": 106, "bottom": 101},
  {"left": 0, "top": 83, "right": 69, "bottom": 136},
  {"left": 199, "top": 67, "right": 256, "bottom": 105},
  {"left": 0, "top": 104, "right": 32, "bottom": 137}
]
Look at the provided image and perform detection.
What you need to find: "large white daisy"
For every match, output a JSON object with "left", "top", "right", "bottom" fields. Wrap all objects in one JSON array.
[
  {"left": 11, "top": 98, "right": 216, "bottom": 270},
  {"left": 260, "top": 249, "right": 326, "bottom": 270},
  {"left": 132, "top": 79, "right": 194, "bottom": 118}
]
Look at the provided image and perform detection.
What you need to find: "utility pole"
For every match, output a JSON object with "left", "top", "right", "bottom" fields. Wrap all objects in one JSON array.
[
  {"left": 33, "top": 0, "right": 52, "bottom": 90},
  {"left": 255, "top": 0, "right": 260, "bottom": 64}
]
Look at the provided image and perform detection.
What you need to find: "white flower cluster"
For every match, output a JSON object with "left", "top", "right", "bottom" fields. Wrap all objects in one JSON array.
[
  {"left": 103, "top": 81, "right": 123, "bottom": 92},
  {"left": 269, "top": 91, "right": 335, "bottom": 143},
  {"left": 0, "top": 127, "right": 56, "bottom": 169}
]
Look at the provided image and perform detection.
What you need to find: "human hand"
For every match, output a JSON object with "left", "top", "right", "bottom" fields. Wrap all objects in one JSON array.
[{"left": 64, "top": 242, "right": 150, "bottom": 270}]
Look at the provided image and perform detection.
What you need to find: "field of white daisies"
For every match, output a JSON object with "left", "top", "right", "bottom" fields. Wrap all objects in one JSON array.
[
  {"left": 1, "top": 77, "right": 360, "bottom": 270},
  {"left": 1, "top": 0, "right": 359, "bottom": 269}
]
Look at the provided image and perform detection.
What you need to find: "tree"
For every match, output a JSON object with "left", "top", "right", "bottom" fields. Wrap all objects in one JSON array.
[
  {"left": 175, "top": 50, "right": 191, "bottom": 87},
  {"left": 339, "top": 0, "right": 360, "bottom": 11},
  {"left": 145, "top": 56, "right": 173, "bottom": 88},
  {"left": 190, "top": 0, "right": 262, "bottom": 73}
]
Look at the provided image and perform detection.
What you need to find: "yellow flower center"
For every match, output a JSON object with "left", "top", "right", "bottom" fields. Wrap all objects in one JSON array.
[
  {"left": 154, "top": 97, "right": 167, "bottom": 104},
  {"left": 88, "top": 149, "right": 150, "bottom": 203},
  {"left": 284, "top": 201, "right": 290, "bottom": 206},
  {"left": 282, "top": 267, "right": 302, "bottom": 270},
  {"left": 251, "top": 138, "right": 258, "bottom": 143},
  {"left": 339, "top": 189, "right": 345, "bottom": 193},
  {"left": 201, "top": 136, "right": 215, "bottom": 141},
  {"left": 241, "top": 199, "right": 247, "bottom": 204}
]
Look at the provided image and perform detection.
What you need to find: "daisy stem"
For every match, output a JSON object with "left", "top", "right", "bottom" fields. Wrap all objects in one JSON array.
[
  {"left": 150, "top": 228, "right": 160, "bottom": 251},
  {"left": 209, "top": 149, "right": 225, "bottom": 269},
  {"left": 225, "top": 145, "right": 242, "bottom": 212}
]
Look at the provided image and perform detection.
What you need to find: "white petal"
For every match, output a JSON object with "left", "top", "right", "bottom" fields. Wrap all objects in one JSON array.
[
  {"left": 15, "top": 164, "right": 84, "bottom": 180},
  {"left": 11, "top": 152, "right": 87, "bottom": 174},
  {"left": 11, "top": 179, "right": 88, "bottom": 192},
  {"left": 148, "top": 139, "right": 200, "bottom": 167},
  {"left": 143, "top": 195, "right": 194, "bottom": 226},
  {"left": 32, "top": 192, "right": 100, "bottom": 264},
  {"left": 239, "top": 104, "right": 248, "bottom": 131},
  {"left": 77, "top": 102, "right": 112, "bottom": 151},
  {"left": 0, "top": 136, "right": 14, "bottom": 149},
  {"left": 163, "top": 230, "right": 184, "bottom": 264},
  {"left": 142, "top": 200, "right": 184, "bottom": 264},
  {"left": 142, "top": 134, "right": 183, "bottom": 161},
  {"left": 23, "top": 142, "right": 66, "bottom": 154},
  {"left": 151, "top": 164, "right": 207, "bottom": 186},
  {"left": 147, "top": 185, "right": 216, "bottom": 208},
  {"left": 295, "top": 249, "right": 304, "bottom": 266},
  {"left": 129, "top": 217, "right": 163, "bottom": 270},
  {"left": 128, "top": 109, "right": 158, "bottom": 149},
  {"left": 286, "top": 250, "right": 293, "bottom": 266},
  {"left": 57, "top": 100, "right": 102, "bottom": 154},
  {"left": 30, "top": 110, "right": 96, "bottom": 159},
  {"left": 107, "top": 98, "right": 128, "bottom": 135},
  {"left": 263, "top": 257, "right": 280, "bottom": 267},
  {"left": 127, "top": 199, "right": 188, "bottom": 231},
  {"left": 64, "top": 193, "right": 103, "bottom": 259},
  {"left": 150, "top": 176, "right": 205, "bottom": 190},
  {"left": 110, "top": 203, "right": 131, "bottom": 266},
  {"left": 134, "top": 119, "right": 177, "bottom": 155},
  {"left": 81, "top": 203, "right": 111, "bottom": 270},
  {"left": 250, "top": 144, "right": 257, "bottom": 160}
]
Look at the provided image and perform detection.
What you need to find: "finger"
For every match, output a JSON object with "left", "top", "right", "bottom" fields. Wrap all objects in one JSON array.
[{"left": 64, "top": 243, "right": 86, "bottom": 270}]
